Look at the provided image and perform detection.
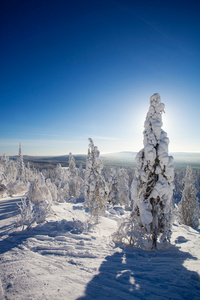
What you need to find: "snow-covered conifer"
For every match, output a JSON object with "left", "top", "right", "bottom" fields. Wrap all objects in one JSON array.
[
  {"left": 178, "top": 166, "right": 199, "bottom": 228},
  {"left": 173, "top": 170, "right": 185, "bottom": 203},
  {"left": 107, "top": 168, "right": 118, "bottom": 205},
  {"left": 84, "top": 138, "right": 106, "bottom": 222},
  {"left": 107, "top": 167, "right": 129, "bottom": 206},
  {"left": 117, "top": 167, "right": 129, "bottom": 205},
  {"left": 0, "top": 154, "right": 9, "bottom": 170},
  {"left": 130, "top": 93, "right": 174, "bottom": 249},
  {"left": 17, "top": 143, "right": 25, "bottom": 180},
  {"left": 78, "top": 164, "right": 85, "bottom": 180},
  {"left": 68, "top": 153, "right": 84, "bottom": 200},
  {"left": 69, "top": 152, "right": 77, "bottom": 177}
]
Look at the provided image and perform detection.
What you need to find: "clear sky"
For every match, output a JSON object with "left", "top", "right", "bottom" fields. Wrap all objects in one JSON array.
[{"left": 1, "top": 0, "right": 200, "bottom": 156}]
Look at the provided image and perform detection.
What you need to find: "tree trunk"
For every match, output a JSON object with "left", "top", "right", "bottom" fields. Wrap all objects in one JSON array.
[{"left": 152, "top": 208, "right": 158, "bottom": 249}]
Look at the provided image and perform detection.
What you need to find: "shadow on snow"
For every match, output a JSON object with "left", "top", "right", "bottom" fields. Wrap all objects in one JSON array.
[
  {"left": 1, "top": 198, "right": 200, "bottom": 299},
  {"left": 0, "top": 198, "right": 21, "bottom": 221},
  {"left": 78, "top": 246, "right": 200, "bottom": 300}
]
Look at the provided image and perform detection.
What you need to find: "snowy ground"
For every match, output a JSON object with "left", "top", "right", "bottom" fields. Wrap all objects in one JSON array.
[{"left": 0, "top": 196, "right": 200, "bottom": 300}]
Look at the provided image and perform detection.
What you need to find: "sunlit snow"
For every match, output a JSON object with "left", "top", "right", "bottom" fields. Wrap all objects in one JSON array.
[{"left": 0, "top": 195, "right": 200, "bottom": 300}]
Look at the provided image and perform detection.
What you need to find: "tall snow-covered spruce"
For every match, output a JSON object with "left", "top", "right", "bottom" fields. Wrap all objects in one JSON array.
[
  {"left": 131, "top": 93, "right": 174, "bottom": 249},
  {"left": 84, "top": 138, "right": 106, "bottom": 223}
]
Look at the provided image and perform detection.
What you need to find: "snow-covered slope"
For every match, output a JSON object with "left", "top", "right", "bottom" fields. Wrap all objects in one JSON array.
[{"left": 0, "top": 196, "right": 200, "bottom": 300}]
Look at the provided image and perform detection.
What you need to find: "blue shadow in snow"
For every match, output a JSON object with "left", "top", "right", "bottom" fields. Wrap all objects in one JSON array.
[
  {"left": 0, "top": 198, "right": 21, "bottom": 221},
  {"left": 78, "top": 246, "right": 200, "bottom": 300}
]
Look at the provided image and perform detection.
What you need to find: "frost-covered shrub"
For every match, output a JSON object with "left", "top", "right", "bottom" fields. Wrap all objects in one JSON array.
[
  {"left": 178, "top": 166, "right": 199, "bottom": 228},
  {"left": 0, "top": 149, "right": 36, "bottom": 197},
  {"left": 24, "top": 162, "right": 36, "bottom": 183},
  {"left": 0, "top": 154, "right": 9, "bottom": 172},
  {"left": 17, "top": 197, "right": 52, "bottom": 229},
  {"left": 9, "top": 179, "right": 29, "bottom": 195},
  {"left": 17, "top": 197, "right": 33, "bottom": 229},
  {"left": 53, "top": 164, "right": 70, "bottom": 202},
  {"left": 28, "top": 173, "right": 52, "bottom": 204},
  {"left": 120, "top": 93, "right": 174, "bottom": 249},
  {"left": 54, "top": 164, "right": 68, "bottom": 188},
  {"left": 84, "top": 138, "right": 107, "bottom": 222},
  {"left": 46, "top": 178, "right": 58, "bottom": 202},
  {"left": 6, "top": 160, "right": 18, "bottom": 183},
  {"left": 17, "top": 173, "right": 52, "bottom": 228},
  {"left": 113, "top": 216, "right": 152, "bottom": 249},
  {"left": 0, "top": 183, "right": 7, "bottom": 198},
  {"left": 0, "top": 155, "right": 17, "bottom": 196}
]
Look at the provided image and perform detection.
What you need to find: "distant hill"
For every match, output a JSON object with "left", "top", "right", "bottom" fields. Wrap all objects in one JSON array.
[
  {"left": 102, "top": 152, "right": 200, "bottom": 169},
  {"left": 10, "top": 152, "right": 200, "bottom": 170}
]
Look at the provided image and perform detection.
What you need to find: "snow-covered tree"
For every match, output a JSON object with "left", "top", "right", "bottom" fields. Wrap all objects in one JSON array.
[
  {"left": 53, "top": 163, "right": 69, "bottom": 201},
  {"left": 7, "top": 159, "right": 18, "bottom": 182},
  {"left": 107, "top": 167, "right": 129, "bottom": 206},
  {"left": 78, "top": 164, "right": 85, "bottom": 180},
  {"left": 117, "top": 167, "right": 129, "bottom": 205},
  {"left": 46, "top": 178, "right": 58, "bottom": 202},
  {"left": 68, "top": 153, "right": 83, "bottom": 200},
  {"left": 173, "top": 169, "right": 185, "bottom": 203},
  {"left": 0, "top": 154, "right": 9, "bottom": 171},
  {"left": 0, "top": 155, "right": 9, "bottom": 193},
  {"left": 178, "top": 166, "right": 199, "bottom": 228},
  {"left": 69, "top": 152, "right": 77, "bottom": 177},
  {"left": 0, "top": 155, "right": 9, "bottom": 185},
  {"left": 0, "top": 153, "right": 29, "bottom": 196},
  {"left": 17, "top": 143, "right": 25, "bottom": 180},
  {"left": 84, "top": 138, "right": 106, "bottom": 222},
  {"left": 128, "top": 93, "right": 174, "bottom": 249},
  {"left": 27, "top": 173, "right": 52, "bottom": 205},
  {"left": 5, "top": 159, "right": 18, "bottom": 195},
  {"left": 24, "top": 162, "right": 36, "bottom": 183},
  {"left": 107, "top": 168, "right": 118, "bottom": 205},
  {"left": 18, "top": 173, "right": 52, "bottom": 228},
  {"left": 54, "top": 164, "right": 68, "bottom": 188}
]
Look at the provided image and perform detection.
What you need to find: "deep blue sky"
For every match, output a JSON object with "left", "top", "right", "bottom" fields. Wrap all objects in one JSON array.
[{"left": 1, "top": 0, "right": 200, "bottom": 155}]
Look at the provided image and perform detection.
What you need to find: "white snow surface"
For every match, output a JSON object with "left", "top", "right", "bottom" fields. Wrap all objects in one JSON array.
[{"left": 0, "top": 195, "right": 200, "bottom": 300}]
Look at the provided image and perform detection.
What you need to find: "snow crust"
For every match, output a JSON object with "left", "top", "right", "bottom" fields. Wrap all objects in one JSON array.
[{"left": 1, "top": 196, "right": 200, "bottom": 300}]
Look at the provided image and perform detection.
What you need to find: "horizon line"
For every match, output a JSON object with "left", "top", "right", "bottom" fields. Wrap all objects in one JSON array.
[{"left": 5, "top": 151, "right": 200, "bottom": 157}]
